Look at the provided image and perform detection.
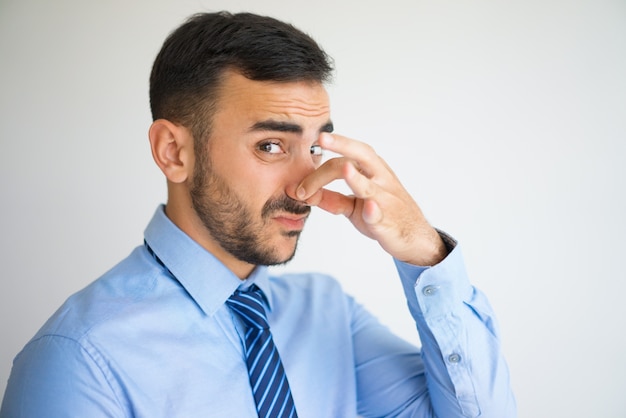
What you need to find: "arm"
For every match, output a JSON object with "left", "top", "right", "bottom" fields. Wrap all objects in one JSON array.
[
  {"left": 393, "top": 238, "right": 516, "bottom": 417},
  {"left": 292, "top": 133, "right": 516, "bottom": 417},
  {"left": 345, "top": 242, "right": 515, "bottom": 418}
]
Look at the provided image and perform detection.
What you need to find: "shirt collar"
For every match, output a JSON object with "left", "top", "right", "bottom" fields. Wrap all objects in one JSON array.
[
  {"left": 144, "top": 205, "right": 274, "bottom": 317},
  {"left": 239, "top": 267, "right": 273, "bottom": 310}
]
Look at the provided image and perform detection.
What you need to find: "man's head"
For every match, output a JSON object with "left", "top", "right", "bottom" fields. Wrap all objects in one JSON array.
[
  {"left": 150, "top": 11, "right": 333, "bottom": 145},
  {"left": 148, "top": 12, "right": 335, "bottom": 277}
]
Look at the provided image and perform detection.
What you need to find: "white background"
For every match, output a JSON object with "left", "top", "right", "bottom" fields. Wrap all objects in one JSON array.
[{"left": 1, "top": 0, "right": 625, "bottom": 416}]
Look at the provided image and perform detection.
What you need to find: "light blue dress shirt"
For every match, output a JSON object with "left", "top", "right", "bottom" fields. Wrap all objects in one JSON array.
[{"left": 1, "top": 206, "right": 515, "bottom": 417}]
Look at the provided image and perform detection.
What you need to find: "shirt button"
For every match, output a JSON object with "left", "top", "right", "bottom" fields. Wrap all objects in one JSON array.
[
  {"left": 448, "top": 353, "right": 462, "bottom": 364},
  {"left": 422, "top": 285, "right": 439, "bottom": 296}
]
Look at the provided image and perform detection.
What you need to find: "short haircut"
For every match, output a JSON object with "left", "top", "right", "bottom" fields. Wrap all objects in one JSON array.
[{"left": 149, "top": 11, "right": 334, "bottom": 143}]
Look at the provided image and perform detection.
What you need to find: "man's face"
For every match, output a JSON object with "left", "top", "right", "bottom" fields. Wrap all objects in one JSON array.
[{"left": 189, "top": 71, "right": 332, "bottom": 267}]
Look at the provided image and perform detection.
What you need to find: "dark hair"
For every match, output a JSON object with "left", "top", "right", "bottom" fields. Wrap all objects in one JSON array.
[{"left": 149, "top": 11, "right": 334, "bottom": 143}]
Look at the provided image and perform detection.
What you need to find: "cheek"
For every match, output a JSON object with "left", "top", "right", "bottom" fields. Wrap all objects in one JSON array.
[
  {"left": 212, "top": 146, "right": 293, "bottom": 204},
  {"left": 235, "top": 167, "right": 288, "bottom": 207}
]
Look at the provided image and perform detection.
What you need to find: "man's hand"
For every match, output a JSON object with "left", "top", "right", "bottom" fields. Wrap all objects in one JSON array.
[{"left": 291, "top": 133, "right": 448, "bottom": 266}]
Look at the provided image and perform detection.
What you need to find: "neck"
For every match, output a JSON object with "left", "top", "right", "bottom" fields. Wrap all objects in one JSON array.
[{"left": 164, "top": 198, "right": 256, "bottom": 280}]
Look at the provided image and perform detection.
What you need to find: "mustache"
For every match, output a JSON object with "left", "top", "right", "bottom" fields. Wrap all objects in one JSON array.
[{"left": 262, "top": 195, "right": 311, "bottom": 218}]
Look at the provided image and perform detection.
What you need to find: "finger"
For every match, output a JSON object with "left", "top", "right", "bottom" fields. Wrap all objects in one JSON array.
[
  {"left": 342, "top": 161, "right": 377, "bottom": 200},
  {"left": 296, "top": 156, "right": 353, "bottom": 201},
  {"left": 362, "top": 199, "right": 383, "bottom": 225},
  {"left": 343, "top": 164, "right": 387, "bottom": 225},
  {"left": 313, "top": 164, "right": 383, "bottom": 223},
  {"left": 318, "top": 133, "right": 381, "bottom": 177},
  {"left": 309, "top": 188, "right": 356, "bottom": 217}
]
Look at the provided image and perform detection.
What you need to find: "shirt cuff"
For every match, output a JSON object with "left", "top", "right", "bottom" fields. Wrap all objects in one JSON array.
[{"left": 394, "top": 231, "right": 472, "bottom": 318}]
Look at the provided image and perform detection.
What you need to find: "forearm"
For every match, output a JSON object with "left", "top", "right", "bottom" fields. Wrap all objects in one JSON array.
[{"left": 394, "top": 237, "right": 516, "bottom": 417}]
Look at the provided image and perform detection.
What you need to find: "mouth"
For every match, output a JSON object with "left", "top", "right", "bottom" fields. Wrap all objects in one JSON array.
[{"left": 272, "top": 212, "right": 309, "bottom": 230}]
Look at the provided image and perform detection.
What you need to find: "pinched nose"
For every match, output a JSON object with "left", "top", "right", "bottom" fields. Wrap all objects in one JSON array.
[
  {"left": 285, "top": 153, "right": 318, "bottom": 203},
  {"left": 285, "top": 184, "right": 303, "bottom": 203}
]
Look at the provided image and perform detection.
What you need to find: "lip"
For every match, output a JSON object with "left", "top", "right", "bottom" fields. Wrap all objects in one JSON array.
[{"left": 272, "top": 213, "right": 308, "bottom": 230}]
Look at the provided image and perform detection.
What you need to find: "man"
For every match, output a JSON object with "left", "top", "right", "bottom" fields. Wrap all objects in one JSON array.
[{"left": 1, "top": 12, "right": 515, "bottom": 417}]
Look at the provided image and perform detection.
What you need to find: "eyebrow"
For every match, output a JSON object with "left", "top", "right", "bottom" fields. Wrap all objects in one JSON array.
[{"left": 249, "top": 119, "right": 334, "bottom": 135}]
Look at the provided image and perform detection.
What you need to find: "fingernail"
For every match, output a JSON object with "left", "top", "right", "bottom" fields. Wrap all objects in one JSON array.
[{"left": 296, "top": 186, "right": 306, "bottom": 200}]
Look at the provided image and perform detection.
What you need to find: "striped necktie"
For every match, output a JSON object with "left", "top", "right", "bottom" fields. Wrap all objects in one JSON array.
[{"left": 226, "top": 285, "right": 298, "bottom": 418}]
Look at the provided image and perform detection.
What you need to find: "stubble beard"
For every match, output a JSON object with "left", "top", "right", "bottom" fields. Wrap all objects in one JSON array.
[{"left": 189, "top": 152, "right": 310, "bottom": 267}]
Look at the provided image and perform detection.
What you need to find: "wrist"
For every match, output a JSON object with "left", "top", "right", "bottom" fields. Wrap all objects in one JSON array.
[{"left": 402, "top": 227, "right": 450, "bottom": 267}]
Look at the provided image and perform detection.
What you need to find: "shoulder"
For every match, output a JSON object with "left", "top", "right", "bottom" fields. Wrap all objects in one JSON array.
[
  {"left": 31, "top": 245, "right": 168, "bottom": 344},
  {"left": 3, "top": 333, "right": 127, "bottom": 416},
  {"left": 3, "top": 248, "right": 162, "bottom": 416}
]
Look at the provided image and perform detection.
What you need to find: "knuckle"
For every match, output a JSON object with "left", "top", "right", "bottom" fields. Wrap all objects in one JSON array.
[{"left": 363, "top": 182, "right": 376, "bottom": 198}]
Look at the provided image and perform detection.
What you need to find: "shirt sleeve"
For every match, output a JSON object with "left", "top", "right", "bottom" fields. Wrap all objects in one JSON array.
[
  {"left": 353, "top": 234, "right": 516, "bottom": 418},
  {"left": 0, "top": 335, "right": 126, "bottom": 418}
]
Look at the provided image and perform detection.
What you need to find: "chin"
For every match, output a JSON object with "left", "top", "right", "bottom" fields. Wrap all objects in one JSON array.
[{"left": 272, "top": 242, "right": 300, "bottom": 265}]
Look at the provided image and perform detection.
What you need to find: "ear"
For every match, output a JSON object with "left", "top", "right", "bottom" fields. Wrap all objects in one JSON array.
[{"left": 148, "top": 119, "right": 193, "bottom": 183}]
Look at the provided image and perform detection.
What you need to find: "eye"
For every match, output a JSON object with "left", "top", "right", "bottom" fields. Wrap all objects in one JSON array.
[
  {"left": 258, "top": 141, "right": 284, "bottom": 154},
  {"left": 310, "top": 144, "right": 323, "bottom": 156}
]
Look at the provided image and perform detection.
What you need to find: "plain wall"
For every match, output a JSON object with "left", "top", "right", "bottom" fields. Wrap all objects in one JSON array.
[{"left": 1, "top": 0, "right": 625, "bottom": 416}]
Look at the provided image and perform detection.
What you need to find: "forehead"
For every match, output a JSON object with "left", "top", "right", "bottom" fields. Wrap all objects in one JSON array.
[{"left": 214, "top": 71, "right": 331, "bottom": 123}]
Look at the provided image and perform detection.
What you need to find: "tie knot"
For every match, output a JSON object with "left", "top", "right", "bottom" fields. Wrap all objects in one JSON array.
[{"left": 226, "top": 286, "right": 269, "bottom": 330}]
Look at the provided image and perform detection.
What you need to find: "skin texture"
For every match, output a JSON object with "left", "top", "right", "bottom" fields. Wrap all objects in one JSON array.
[{"left": 149, "top": 70, "right": 446, "bottom": 279}]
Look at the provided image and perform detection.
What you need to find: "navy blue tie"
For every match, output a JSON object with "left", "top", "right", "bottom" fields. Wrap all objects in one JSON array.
[{"left": 227, "top": 286, "right": 298, "bottom": 418}]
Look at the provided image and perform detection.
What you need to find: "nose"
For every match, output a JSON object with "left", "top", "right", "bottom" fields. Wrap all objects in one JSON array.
[{"left": 285, "top": 148, "right": 318, "bottom": 202}]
